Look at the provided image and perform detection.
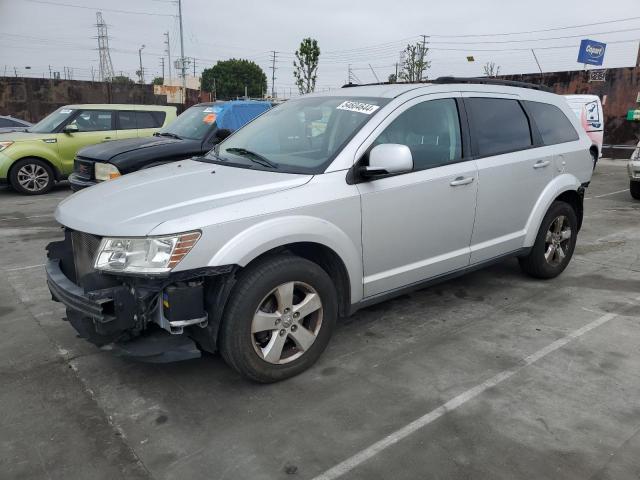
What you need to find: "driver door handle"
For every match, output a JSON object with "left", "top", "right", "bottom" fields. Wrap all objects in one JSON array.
[
  {"left": 450, "top": 176, "right": 474, "bottom": 187},
  {"left": 533, "top": 160, "right": 550, "bottom": 169}
]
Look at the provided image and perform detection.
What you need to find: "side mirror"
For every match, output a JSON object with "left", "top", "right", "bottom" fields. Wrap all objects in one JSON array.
[
  {"left": 63, "top": 124, "right": 79, "bottom": 134},
  {"left": 363, "top": 144, "right": 413, "bottom": 177},
  {"left": 215, "top": 128, "right": 232, "bottom": 141}
]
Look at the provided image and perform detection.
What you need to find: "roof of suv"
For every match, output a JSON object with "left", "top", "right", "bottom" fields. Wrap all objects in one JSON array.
[{"left": 310, "top": 77, "right": 556, "bottom": 100}]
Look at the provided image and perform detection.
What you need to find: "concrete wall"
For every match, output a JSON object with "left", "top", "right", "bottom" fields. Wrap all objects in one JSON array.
[
  {"left": 500, "top": 67, "right": 640, "bottom": 151},
  {"left": 0, "top": 77, "right": 203, "bottom": 122}
]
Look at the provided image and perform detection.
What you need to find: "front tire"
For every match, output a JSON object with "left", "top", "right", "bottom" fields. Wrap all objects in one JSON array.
[
  {"left": 9, "top": 158, "right": 55, "bottom": 195},
  {"left": 519, "top": 201, "right": 578, "bottom": 279},
  {"left": 631, "top": 180, "right": 640, "bottom": 200},
  {"left": 218, "top": 255, "right": 338, "bottom": 383}
]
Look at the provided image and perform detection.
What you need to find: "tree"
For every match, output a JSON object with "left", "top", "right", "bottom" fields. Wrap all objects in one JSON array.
[
  {"left": 399, "top": 42, "right": 430, "bottom": 82},
  {"left": 111, "top": 75, "right": 134, "bottom": 85},
  {"left": 201, "top": 59, "right": 267, "bottom": 99},
  {"left": 152, "top": 76, "right": 164, "bottom": 86},
  {"left": 388, "top": 73, "right": 397, "bottom": 83},
  {"left": 293, "top": 38, "right": 320, "bottom": 94},
  {"left": 483, "top": 61, "right": 501, "bottom": 77}
]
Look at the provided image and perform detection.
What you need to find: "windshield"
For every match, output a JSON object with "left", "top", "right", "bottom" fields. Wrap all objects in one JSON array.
[
  {"left": 28, "top": 107, "right": 75, "bottom": 133},
  {"left": 158, "top": 104, "right": 220, "bottom": 140},
  {"left": 203, "top": 96, "right": 389, "bottom": 174}
]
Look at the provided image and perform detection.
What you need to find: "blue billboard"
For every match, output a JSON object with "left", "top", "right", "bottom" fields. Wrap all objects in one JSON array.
[{"left": 577, "top": 39, "right": 606, "bottom": 66}]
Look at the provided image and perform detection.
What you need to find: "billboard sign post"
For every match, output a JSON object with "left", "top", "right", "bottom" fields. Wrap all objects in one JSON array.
[{"left": 577, "top": 39, "right": 606, "bottom": 66}]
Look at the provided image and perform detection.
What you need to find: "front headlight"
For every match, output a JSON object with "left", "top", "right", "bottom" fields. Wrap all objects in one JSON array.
[
  {"left": 0, "top": 141, "right": 14, "bottom": 152},
  {"left": 95, "top": 163, "right": 121, "bottom": 181},
  {"left": 94, "top": 231, "right": 201, "bottom": 274}
]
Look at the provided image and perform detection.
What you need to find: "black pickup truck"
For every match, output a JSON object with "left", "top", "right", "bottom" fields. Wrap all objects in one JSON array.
[{"left": 69, "top": 100, "right": 271, "bottom": 191}]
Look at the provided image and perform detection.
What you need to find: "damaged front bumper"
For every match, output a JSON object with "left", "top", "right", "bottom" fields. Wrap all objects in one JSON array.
[{"left": 45, "top": 233, "right": 235, "bottom": 362}]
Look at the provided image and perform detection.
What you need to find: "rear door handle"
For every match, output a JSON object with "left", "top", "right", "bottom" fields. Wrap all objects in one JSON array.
[
  {"left": 450, "top": 176, "right": 474, "bottom": 186},
  {"left": 533, "top": 160, "right": 550, "bottom": 169}
]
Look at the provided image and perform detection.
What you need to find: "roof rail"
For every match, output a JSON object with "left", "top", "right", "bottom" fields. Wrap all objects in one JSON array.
[{"left": 432, "top": 76, "right": 552, "bottom": 92}]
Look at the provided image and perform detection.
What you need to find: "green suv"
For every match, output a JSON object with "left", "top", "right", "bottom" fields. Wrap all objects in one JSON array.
[{"left": 0, "top": 104, "right": 176, "bottom": 194}]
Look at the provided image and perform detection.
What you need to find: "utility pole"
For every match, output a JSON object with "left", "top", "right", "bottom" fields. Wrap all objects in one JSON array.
[
  {"left": 160, "top": 57, "right": 165, "bottom": 83},
  {"left": 348, "top": 64, "right": 352, "bottom": 84},
  {"left": 138, "top": 44, "right": 145, "bottom": 84},
  {"left": 531, "top": 49, "right": 543, "bottom": 75},
  {"left": 177, "top": 0, "right": 186, "bottom": 104},
  {"left": 192, "top": 57, "right": 196, "bottom": 77},
  {"left": 91, "top": 66, "right": 95, "bottom": 81},
  {"left": 420, "top": 34, "right": 430, "bottom": 80},
  {"left": 270, "top": 51, "right": 278, "bottom": 98},
  {"left": 48, "top": 65, "right": 52, "bottom": 79},
  {"left": 164, "top": 31, "right": 172, "bottom": 85}
]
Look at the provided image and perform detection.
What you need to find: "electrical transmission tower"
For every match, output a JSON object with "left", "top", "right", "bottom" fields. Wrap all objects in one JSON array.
[
  {"left": 96, "top": 12, "right": 115, "bottom": 82},
  {"left": 270, "top": 51, "right": 278, "bottom": 98}
]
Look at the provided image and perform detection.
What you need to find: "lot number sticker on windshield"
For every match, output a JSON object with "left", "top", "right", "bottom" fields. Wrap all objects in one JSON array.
[
  {"left": 60, "top": 109, "right": 73, "bottom": 114},
  {"left": 203, "top": 113, "right": 216, "bottom": 124},
  {"left": 336, "top": 101, "right": 380, "bottom": 115}
]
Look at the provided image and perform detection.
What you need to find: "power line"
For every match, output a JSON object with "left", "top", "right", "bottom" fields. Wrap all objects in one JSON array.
[
  {"left": 426, "top": 27, "right": 640, "bottom": 45},
  {"left": 428, "top": 15, "right": 640, "bottom": 38},
  {"left": 21, "top": 0, "right": 176, "bottom": 17}
]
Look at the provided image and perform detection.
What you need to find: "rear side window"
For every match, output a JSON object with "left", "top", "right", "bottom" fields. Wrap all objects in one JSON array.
[
  {"left": 466, "top": 98, "right": 532, "bottom": 157},
  {"left": 137, "top": 111, "right": 165, "bottom": 128},
  {"left": 118, "top": 111, "right": 137, "bottom": 130},
  {"left": 525, "top": 101, "right": 579, "bottom": 145}
]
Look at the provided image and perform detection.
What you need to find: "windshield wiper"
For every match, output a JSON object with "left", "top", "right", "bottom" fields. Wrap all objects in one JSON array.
[
  {"left": 154, "top": 132, "right": 182, "bottom": 140},
  {"left": 225, "top": 147, "right": 278, "bottom": 169}
]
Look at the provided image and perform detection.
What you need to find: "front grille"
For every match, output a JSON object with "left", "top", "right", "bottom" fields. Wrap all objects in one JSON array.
[
  {"left": 71, "top": 231, "right": 102, "bottom": 283},
  {"left": 74, "top": 156, "right": 95, "bottom": 180}
]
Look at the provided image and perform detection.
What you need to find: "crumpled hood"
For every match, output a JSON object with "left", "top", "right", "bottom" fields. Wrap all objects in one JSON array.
[{"left": 56, "top": 159, "right": 312, "bottom": 237}]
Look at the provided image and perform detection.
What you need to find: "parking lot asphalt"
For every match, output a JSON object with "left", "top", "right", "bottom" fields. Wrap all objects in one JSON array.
[{"left": 1, "top": 159, "right": 639, "bottom": 480}]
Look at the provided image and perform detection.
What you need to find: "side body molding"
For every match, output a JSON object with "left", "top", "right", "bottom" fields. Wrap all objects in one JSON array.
[
  {"left": 208, "top": 215, "right": 364, "bottom": 303},
  {"left": 523, "top": 173, "right": 582, "bottom": 247}
]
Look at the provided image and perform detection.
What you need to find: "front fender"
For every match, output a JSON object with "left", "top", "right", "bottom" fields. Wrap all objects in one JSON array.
[
  {"left": 523, "top": 173, "right": 582, "bottom": 247},
  {"left": 0, "top": 142, "right": 60, "bottom": 178},
  {"left": 208, "top": 215, "right": 364, "bottom": 303}
]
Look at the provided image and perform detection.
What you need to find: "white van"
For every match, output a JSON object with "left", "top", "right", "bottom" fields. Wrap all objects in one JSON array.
[{"left": 564, "top": 95, "right": 604, "bottom": 167}]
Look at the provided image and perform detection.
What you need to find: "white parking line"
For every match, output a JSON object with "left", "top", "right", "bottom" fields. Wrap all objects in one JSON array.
[
  {"left": 585, "top": 189, "right": 629, "bottom": 200},
  {"left": 312, "top": 311, "right": 618, "bottom": 480},
  {"left": 0, "top": 214, "right": 54, "bottom": 222},
  {"left": 4, "top": 263, "right": 45, "bottom": 272}
]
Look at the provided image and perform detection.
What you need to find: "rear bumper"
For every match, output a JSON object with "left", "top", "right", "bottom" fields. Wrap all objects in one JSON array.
[
  {"left": 628, "top": 160, "right": 640, "bottom": 181},
  {"left": 68, "top": 173, "right": 97, "bottom": 191}
]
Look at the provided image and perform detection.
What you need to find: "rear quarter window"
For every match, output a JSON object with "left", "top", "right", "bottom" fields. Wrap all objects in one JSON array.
[
  {"left": 525, "top": 101, "right": 579, "bottom": 145},
  {"left": 135, "top": 111, "right": 165, "bottom": 129},
  {"left": 466, "top": 98, "right": 532, "bottom": 157}
]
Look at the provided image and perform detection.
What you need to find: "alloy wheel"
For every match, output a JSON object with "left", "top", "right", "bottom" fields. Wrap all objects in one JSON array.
[
  {"left": 17, "top": 163, "right": 50, "bottom": 192},
  {"left": 544, "top": 215, "right": 572, "bottom": 267},
  {"left": 251, "top": 281, "right": 323, "bottom": 365}
]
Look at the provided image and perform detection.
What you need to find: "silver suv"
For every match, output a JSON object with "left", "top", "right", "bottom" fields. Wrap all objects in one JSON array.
[{"left": 46, "top": 78, "right": 593, "bottom": 382}]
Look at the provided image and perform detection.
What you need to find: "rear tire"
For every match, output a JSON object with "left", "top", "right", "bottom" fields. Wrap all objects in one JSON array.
[
  {"left": 9, "top": 158, "right": 55, "bottom": 195},
  {"left": 591, "top": 150, "right": 598, "bottom": 171},
  {"left": 519, "top": 201, "right": 578, "bottom": 279},
  {"left": 218, "top": 255, "right": 337, "bottom": 383},
  {"left": 631, "top": 180, "right": 640, "bottom": 200}
]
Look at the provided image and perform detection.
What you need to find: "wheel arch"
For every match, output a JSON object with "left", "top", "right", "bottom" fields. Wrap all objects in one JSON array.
[
  {"left": 207, "top": 215, "right": 364, "bottom": 306},
  {"left": 8, "top": 155, "right": 63, "bottom": 182},
  {"left": 524, "top": 174, "right": 583, "bottom": 246}
]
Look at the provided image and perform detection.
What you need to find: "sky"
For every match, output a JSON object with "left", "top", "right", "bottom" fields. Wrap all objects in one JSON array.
[{"left": 1, "top": 0, "right": 639, "bottom": 97}]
